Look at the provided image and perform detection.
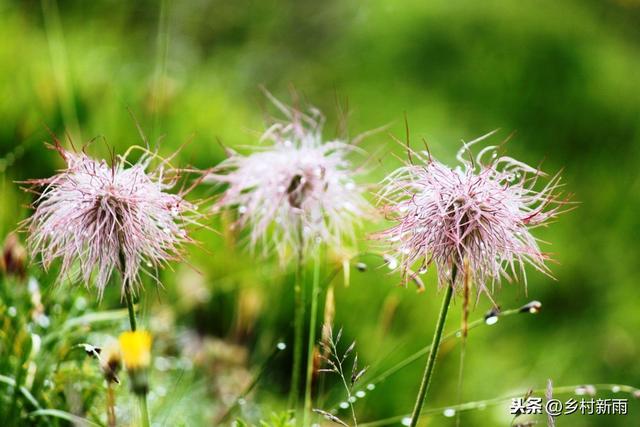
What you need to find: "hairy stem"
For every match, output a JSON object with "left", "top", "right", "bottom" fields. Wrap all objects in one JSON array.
[
  {"left": 409, "top": 267, "right": 456, "bottom": 427},
  {"left": 303, "top": 251, "right": 321, "bottom": 426}
]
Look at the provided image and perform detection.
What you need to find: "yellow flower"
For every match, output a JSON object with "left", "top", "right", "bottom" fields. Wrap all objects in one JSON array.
[{"left": 118, "top": 331, "right": 152, "bottom": 370}]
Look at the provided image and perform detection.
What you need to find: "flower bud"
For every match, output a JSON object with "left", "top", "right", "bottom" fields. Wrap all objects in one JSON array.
[
  {"left": 99, "top": 341, "right": 122, "bottom": 384},
  {"left": 1, "top": 233, "right": 27, "bottom": 280}
]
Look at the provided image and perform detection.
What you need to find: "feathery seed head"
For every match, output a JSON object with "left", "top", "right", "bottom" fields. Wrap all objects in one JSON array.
[
  {"left": 24, "top": 141, "right": 200, "bottom": 299},
  {"left": 377, "top": 132, "right": 566, "bottom": 294},
  {"left": 208, "top": 98, "right": 371, "bottom": 261}
]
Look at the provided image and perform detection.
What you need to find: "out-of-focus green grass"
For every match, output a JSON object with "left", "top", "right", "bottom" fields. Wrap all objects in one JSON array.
[{"left": 1, "top": 0, "right": 640, "bottom": 425}]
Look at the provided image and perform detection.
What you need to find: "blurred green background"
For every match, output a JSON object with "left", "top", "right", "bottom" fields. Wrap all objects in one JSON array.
[{"left": 1, "top": 0, "right": 639, "bottom": 425}]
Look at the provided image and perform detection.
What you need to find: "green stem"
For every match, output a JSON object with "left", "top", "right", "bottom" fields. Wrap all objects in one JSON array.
[
  {"left": 139, "top": 395, "right": 150, "bottom": 427},
  {"left": 120, "top": 252, "right": 149, "bottom": 427},
  {"left": 302, "top": 251, "right": 321, "bottom": 426},
  {"left": 359, "top": 383, "right": 640, "bottom": 427},
  {"left": 289, "top": 226, "right": 306, "bottom": 411},
  {"left": 409, "top": 267, "right": 456, "bottom": 427},
  {"left": 124, "top": 284, "right": 137, "bottom": 332}
]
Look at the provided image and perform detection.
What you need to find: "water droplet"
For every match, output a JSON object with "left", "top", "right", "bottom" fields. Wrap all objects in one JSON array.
[
  {"left": 366, "top": 383, "right": 376, "bottom": 390},
  {"left": 575, "top": 385, "right": 596, "bottom": 396},
  {"left": 383, "top": 255, "right": 398, "bottom": 270},
  {"left": 612, "top": 386, "right": 621, "bottom": 393},
  {"left": 74, "top": 297, "right": 87, "bottom": 311},
  {"left": 28, "top": 278, "right": 39, "bottom": 293},
  {"left": 348, "top": 396, "right": 356, "bottom": 403},
  {"left": 401, "top": 417, "right": 412, "bottom": 426},
  {"left": 238, "top": 206, "right": 247, "bottom": 214},
  {"left": 276, "top": 342, "right": 287, "bottom": 351},
  {"left": 238, "top": 398, "right": 246, "bottom": 406},
  {"left": 154, "top": 357, "right": 171, "bottom": 372},
  {"left": 37, "top": 314, "right": 50, "bottom": 328},
  {"left": 339, "top": 402, "right": 349, "bottom": 409},
  {"left": 443, "top": 408, "right": 456, "bottom": 417},
  {"left": 8, "top": 306, "right": 17, "bottom": 317},
  {"left": 356, "top": 391, "right": 365, "bottom": 398},
  {"left": 519, "top": 300, "right": 542, "bottom": 314},
  {"left": 485, "top": 316, "right": 499, "bottom": 326}
]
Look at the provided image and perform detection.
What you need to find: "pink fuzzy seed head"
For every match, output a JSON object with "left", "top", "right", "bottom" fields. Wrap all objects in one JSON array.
[
  {"left": 377, "top": 132, "right": 567, "bottom": 295},
  {"left": 208, "top": 97, "right": 372, "bottom": 261},
  {"left": 23, "top": 141, "right": 200, "bottom": 299}
]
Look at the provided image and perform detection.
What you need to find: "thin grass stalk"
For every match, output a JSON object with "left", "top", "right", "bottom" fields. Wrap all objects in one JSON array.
[
  {"left": 289, "top": 223, "right": 306, "bottom": 411},
  {"left": 7, "top": 344, "right": 27, "bottom": 426},
  {"left": 352, "top": 305, "right": 523, "bottom": 395},
  {"left": 331, "top": 301, "right": 538, "bottom": 413},
  {"left": 455, "top": 263, "right": 470, "bottom": 427},
  {"left": 302, "top": 249, "right": 322, "bottom": 426},
  {"left": 359, "top": 383, "right": 640, "bottom": 427},
  {"left": 106, "top": 382, "right": 116, "bottom": 427},
  {"left": 409, "top": 266, "right": 457, "bottom": 427}
]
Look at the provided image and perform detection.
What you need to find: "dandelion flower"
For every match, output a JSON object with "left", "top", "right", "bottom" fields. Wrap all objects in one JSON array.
[
  {"left": 208, "top": 98, "right": 371, "bottom": 260},
  {"left": 119, "top": 330, "right": 152, "bottom": 395},
  {"left": 119, "top": 330, "right": 152, "bottom": 371},
  {"left": 378, "top": 132, "right": 566, "bottom": 294},
  {"left": 24, "top": 141, "right": 199, "bottom": 298}
]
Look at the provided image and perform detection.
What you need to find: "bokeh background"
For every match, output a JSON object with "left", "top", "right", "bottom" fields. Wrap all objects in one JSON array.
[{"left": 1, "top": 0, "right": 639, "bottom": 426}]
